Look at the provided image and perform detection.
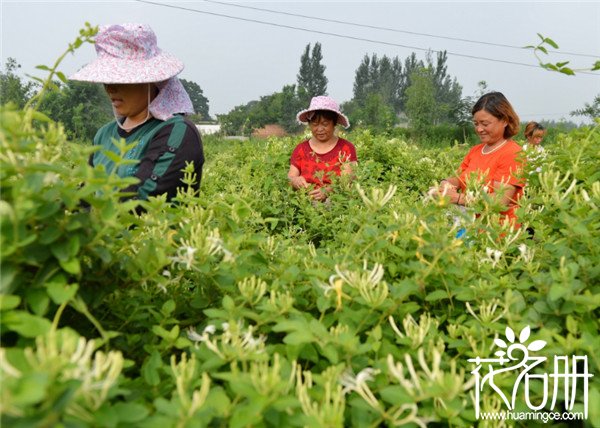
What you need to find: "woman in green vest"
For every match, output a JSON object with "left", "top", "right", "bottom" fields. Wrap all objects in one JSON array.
[{"left": 70, "top": 23, "right": 204, "bottom": 201}]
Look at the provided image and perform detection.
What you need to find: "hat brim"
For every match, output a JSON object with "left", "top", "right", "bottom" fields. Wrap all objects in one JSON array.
[
  {"left": 297, "top": 108, "right": 350, "bottom": 129},
  {"left": 69, "top": 51, "right": 184, "bottom": 84}
]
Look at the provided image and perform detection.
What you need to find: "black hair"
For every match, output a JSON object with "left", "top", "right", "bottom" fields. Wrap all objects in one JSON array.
[{"left": 308, "top": 109, "right": 338, "bottom": 125}]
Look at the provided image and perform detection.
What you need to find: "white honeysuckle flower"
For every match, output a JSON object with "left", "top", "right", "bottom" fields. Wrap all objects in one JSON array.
[
  {"left": 186, "top": 327, "right": 206, "bottom": 343},
  {"left": 483, "top": 247, "right": 503, "bottom": 268},
  {"left": 339, "top": 367, "right": 380, "bottom": 410},
  {"left": 518, "top": 243, "right": 535, "bottom": 264},
  {"left": 203, "top": 325, "right": 216, "bottom": 335},
  {"left": 465, "top": 299, "right": 505, "bottom": 324},
  {"left": 356, "top": 183, "right": 397, "bottom": 210}
]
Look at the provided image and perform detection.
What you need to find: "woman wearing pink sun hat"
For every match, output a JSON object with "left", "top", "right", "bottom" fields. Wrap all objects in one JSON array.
[
  {"left": 288, "top": 96, "right": 357, "bottom": 202},
  {"left": 70, "top": 23, "right": 204, "bottom": 201}
]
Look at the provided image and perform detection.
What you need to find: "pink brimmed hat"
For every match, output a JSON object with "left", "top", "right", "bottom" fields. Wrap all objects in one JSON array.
[
  {"left": 70, "top": 23, "right": 184, "bottom": 84},
  {"left": 296, "top": 96, "right": 350, "bottom": 128}
]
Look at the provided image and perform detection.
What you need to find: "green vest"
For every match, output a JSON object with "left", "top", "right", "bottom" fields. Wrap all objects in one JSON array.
[{"left": 92, "top": 116, "right": 184, "bottom": 179}]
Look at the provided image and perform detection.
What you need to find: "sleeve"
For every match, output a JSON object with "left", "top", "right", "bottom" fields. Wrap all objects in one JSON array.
[
  {"left": 124, "top": 119, "right": 204, "bottom": 200},
  {"left": 290, "top": 142, "right": 304, "bottom": 170},
  {"left": 458, "top": 146, "right": 477, "bottom": 174},
  {"left": 493, "top": 148, "right": 525, "bottom": 188}
]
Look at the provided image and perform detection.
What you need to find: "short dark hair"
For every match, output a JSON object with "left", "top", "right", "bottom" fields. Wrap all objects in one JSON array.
[
  {"left": 308, "top": 109, "right": 338, "bottom": 125},
  {"left": 472, "top": 92, "right": 520, "bottom": 138}
]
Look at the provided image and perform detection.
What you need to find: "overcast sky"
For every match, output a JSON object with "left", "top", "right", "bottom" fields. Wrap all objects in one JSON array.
[{"left": 2, "top": 0, "right": 599, "bottom": 123}]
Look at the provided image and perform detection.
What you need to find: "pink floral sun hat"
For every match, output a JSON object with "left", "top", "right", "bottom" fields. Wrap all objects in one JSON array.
[
  {"left": 70, "top": 23, "right": 194, "bottom": 120},
  {"left": 296, "top": 95, "right": 350, "bottom": 128},
  {"left": 70, "top": 23, "right": 183, "bottom": 84}
]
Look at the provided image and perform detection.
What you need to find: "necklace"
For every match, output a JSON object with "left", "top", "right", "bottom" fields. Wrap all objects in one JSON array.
[{"left": 481, "top": 139, "right": 507, "bottom": 155}]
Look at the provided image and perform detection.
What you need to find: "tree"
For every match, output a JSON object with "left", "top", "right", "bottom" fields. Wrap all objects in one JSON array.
[
  {"left": 345, "top": 93, "right": 397, "bottom": 132},
  {"left": 180, "top": 78, "right": 211, "bottom": 121},
  {"left": 571, "top": 94, "right": 600, "bottom": 121},
  {"left": 0, "top": 58, "right": 35, "bottom": 108},
  {"left": 38, "top": 80, "right": 112, "bottom": 142},
  {"left": 297, "top": 43, "right": 328, "bottom": 105},
  {"left": 218, "top": 85, "right": 303, "bottom": 135},
  {"left": 423, "top": 51, "right": 463, "bottom": 124},
  {"left": 351, "top": 54, "right": 404, "bottom": 114},
  {"left": 404, "top": 68, "right": 437, "bottom": 135}
]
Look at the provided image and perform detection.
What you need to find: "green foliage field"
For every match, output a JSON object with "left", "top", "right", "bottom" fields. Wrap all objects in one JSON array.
[{"left": 1, "top": 95, "right": 599, "bottom": 427}]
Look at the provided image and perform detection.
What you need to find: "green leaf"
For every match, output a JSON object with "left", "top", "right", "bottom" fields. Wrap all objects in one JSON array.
[
  {"left": 549, "top": 284, "right": 568, "bottom": 301},
  {"left": 47, "top": 278, "right": 79, "bottom": 305},
  {"left": 11, "top": 372, "right": 51, "bottom": 405},
  {"left": 59, "top": 257, "right": 81, "bottom": 275},
  {"left": 0, "top": 264, "right": 18, "bottom": 294},
  {"left": 425, "top": 289, "right": 449, "bottom": 301},
  {"left": 229, "top": 396, "right": 268, "bottom": 428},
  {"left": 0, "top": 294, "right": 21, "bottom": 311},
  {"left": 2, "top": 311, "right": 52, "bottom": 337},
  {"left": 222, "top": 295, "right": 235, "bottom": 311},
  {"left": 161, "top": 299, "right": 176, "bottom": 316},
  {"left": 51, "top": 239, "right": 71, "bottom": 262},
  {"left": 142, "top": 351, "right": 162, "bottom": 386},
  {"left": 26, "top": 288, "right": 50, "bottom": 316},
  {"left": 559, "top": 67, "right": 575, "bottom": 76},
  {"left": 284, "top": 330, "right": 314, "bottom": 346},
  {"left": 55, "top": 71, "right": 68, "bottom": 83},
  {"left": 544, "top": 37, "right": 559, "bottom": 49},
  {"left": 113, "top": 402, "right": 150, "bottom": 423}
]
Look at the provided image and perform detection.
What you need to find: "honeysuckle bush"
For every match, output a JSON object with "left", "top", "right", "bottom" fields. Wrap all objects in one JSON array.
[{"left": 1, "top": 34, "right": 599, "bottom": 428}]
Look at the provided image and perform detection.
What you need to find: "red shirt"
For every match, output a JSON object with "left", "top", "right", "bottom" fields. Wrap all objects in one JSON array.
[
  {"left": 458, "top": 140, "right": 525, "bottom": 224},
  {"left": 290, "top": 138, "right": 357, "bottom": 187}
]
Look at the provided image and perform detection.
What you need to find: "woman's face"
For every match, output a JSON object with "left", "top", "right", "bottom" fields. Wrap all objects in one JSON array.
[
  {"left": 527, "top": 130, "right": 545, "bottom": 146},
  {"left": 473, "top": 109, "right": 507, "bottom": 145},
  {"left": 309, "top": 115, "right": 336, "bottom": 143},
  {"left": 104, "top": 83, "right": 150, "bottom": 119}
]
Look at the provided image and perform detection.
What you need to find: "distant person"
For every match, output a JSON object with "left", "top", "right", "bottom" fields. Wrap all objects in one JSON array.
[
  {"left": 70, "top": 23, "right": 204, "bottom": 201},
  {"left": 430, "top": 92, "right": 525, "bottom": 226},
  {"left": 523, "top": 121, "right": 547, "bottom": 174},
  {"left": 288, "top": 96, "right": 357, "bottom": 202},
  {"left": 523, "top": 121, "right": 546, "bottom": 149}
]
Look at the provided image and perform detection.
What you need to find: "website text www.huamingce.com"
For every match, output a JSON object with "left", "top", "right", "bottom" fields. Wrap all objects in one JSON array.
[{"left": 479, "top": 411, "right": 584, "bottom": 423}]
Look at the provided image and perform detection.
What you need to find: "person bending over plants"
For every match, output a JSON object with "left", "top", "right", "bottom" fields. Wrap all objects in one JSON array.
[
  {"left": 429, "top": 92, "right": 525, "bottom": 227},
  {"left": 70, "top": 23, "right": 204, "bottom": 201},
  {"left": 288, "top": 96, "right": 357, "bottom": 202}
]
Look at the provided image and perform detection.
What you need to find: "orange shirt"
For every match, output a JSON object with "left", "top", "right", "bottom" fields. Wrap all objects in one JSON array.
[{"left": 458, "top": 140, "right": 525, "bottom": 224}]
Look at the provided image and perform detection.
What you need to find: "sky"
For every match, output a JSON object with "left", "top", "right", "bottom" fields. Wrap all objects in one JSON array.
[{"left": 1, "top": 0, "right": 599, "bottom": 124}]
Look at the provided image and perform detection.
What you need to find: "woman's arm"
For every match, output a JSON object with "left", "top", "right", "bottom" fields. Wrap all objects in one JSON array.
[
  {"left": 492, "top": 181, "right": 518, "bottom": 209},
  {"left": 440, "top": 177, "right": 460, "bottom": 188},
  {"left": 288, "top": 165, "right": 309, "bottom": 190}
]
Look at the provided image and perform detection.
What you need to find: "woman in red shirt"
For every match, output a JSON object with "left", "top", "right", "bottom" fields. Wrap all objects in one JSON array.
[
  {"left": 432, "top": 92, "right": 524, "bottom": 225},
  {"left": 288, "top": 96, "right": 357, "bottom": 201}
]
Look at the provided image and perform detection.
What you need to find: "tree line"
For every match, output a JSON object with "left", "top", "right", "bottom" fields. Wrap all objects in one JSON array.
[
  {"left": 1, "top": 45, "right": 596, "bottom": 142},
  {"left": 218, "top": 44, "right": 466, "bottom": 136}
]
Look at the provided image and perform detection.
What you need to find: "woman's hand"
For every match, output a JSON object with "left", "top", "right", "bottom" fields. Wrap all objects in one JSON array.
[
  {"left": 289, "top": 175, "right": 309, "bottom": 190},
  {"left": 288, "top": 165, "right": 309, "bottom": 190},
  {"left": 428, "top": 179, "right": 457, "bottom": 197},
  {"left": 308, "top": 186, "right": 329, "bottom": 201}
]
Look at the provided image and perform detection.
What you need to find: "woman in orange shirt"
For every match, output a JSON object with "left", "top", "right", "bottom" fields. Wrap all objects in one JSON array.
[{"left": 432, "top": 92, "right": 524, "bottom": 225}]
